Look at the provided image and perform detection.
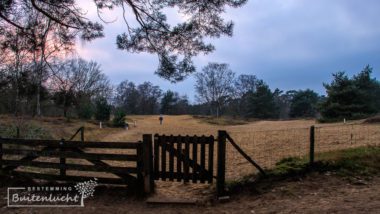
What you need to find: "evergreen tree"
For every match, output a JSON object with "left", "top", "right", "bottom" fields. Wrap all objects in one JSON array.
[
  {"left": 246, "top": 81, "right": 279, "bottom": 119},
  {"left": 289, "top": 89, "right": 320, "bottom": 118},
  {"left": 94, "top": 97, "right": 111, "bottom": 121},
  {"left": 112, "top": 108, "right": 126, "bottom": 127},
  {"left": 320, "top": 65, "right": 380, "bottom": 120},
  {"left": 160, "top": 90, "right": 178, "bottom": 114}
]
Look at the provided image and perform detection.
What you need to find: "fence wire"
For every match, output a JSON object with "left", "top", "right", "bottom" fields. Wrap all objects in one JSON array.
[
  {"left": 314, "top": 124, "right": 380, "bottom": 160},
  {"left": 225, "top": 124, "right": 380, "bottom": 181}
]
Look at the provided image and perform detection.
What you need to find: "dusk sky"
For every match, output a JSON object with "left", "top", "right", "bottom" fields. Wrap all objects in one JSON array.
[{"left": 76, "top": 0, "right": 380, "bottom": 103}]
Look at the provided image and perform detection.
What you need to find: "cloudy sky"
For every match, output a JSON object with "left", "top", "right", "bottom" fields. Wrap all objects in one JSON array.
[{"left": 76, "top": 0, "right": 380, "bottom": 103}]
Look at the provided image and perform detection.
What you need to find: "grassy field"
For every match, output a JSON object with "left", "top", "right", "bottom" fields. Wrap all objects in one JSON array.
[{"left": 0, "top": 114, "right": 379, "bottom": 182}]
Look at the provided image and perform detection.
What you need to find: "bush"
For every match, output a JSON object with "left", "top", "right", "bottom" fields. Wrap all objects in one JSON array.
[
  {"left": 112, "top": 109, "right": 126, "bottom": 127},
  {"left": 0, "top": 123, "right": 51, "bottom": 139},
  {"left": 94, "top": 97, "right": 111, "bottom": 121},
  {"left": 77, "top": 101, "right": 94, "bottom": 120}
]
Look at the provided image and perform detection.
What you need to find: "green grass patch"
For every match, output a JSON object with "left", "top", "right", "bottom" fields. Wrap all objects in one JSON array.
[
  {"left": 316, "top": 146, "right": 380, "bottom": 176},
  {"left": 0, "top": 122, "right": 52, "bottom": 139},
  {"left": 227, "top": 146, "right": 380, "bottom": 194}
]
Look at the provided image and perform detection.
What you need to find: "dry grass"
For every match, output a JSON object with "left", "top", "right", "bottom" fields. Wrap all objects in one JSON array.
[{"left": 1, "top": 114, "right": 379, "bottom": 182}]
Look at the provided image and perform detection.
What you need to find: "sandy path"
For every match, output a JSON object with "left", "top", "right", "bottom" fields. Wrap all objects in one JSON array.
[{"left": 1, "top": 174, "right": 379, "bottom": 213}]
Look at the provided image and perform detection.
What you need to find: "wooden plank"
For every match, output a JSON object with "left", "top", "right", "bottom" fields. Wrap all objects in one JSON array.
[
  {"left": 59, "top": 139, "right": 66, "bottom": 178},
  {"left": 200, "top": 136, "right": 206, "bottom": 183},
  {"left": 161, "top": 135, "right": 167, "bottom": 181},
  {"left": 1, "top": 160, "right": 138, "bottom": 174},
  {"left": 184, "top": 135, "right": 190, "bottom": 182},
  {"left": 310, "top": 126, "right": 315, "bottom": 166},
  {"left": 176, "top": 136, "right": 182, "bottom": 182},
  {"left": 136, "top": 143, "right": 144, "bottom": 196},
  {"left": 68, "top": 127, "right": 84, "bottom": 141},
  {"left": 143, "top": 134, "right": 154, "bottom": 194},
  {"left": 153, "top": 134, "right": 159, "bottom": 179},
  {"left": 0, "top": 138, "right": 139, "bottom": 149},
  {"left": 159, "top": 138, "right": 209, "bottom": 182},
  {"left": 208, "top": 136, "right": 214, "bottom": 183},
  {"left": 2, "top": 146, "right": 55, "bottom": 172},
  {"left": 0, "top": 141, "right": 3, "bottom": 170},
  {"left": 217, "top": 130, "right": 227, "bottom": 197},
  {"left": 168, "top": 135, "right": 174, "bottom": 181},
  {"left": 2, "top": 149, "right": 138, "bottom": 161},
  {"left": 192, "top": 136, "right": 198, "bottom": 183},
  {"left": 11, "top": 171, "right": 133, "bottom": 185},
  {"left": 70, "top": 147, "right": 138, "bottom": 183}
]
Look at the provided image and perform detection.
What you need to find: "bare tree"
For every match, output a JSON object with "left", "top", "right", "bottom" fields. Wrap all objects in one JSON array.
[
  {"left": 49, "top": 58, "right": 111, "bottom": 117},
  {"left": 1, "top": 0, "right": 246, "bottom": 81},
  {"left": 1, "top": 2, "right": 77, "bottom": 117},
  {"left": 235, "top": 74, "right": 258, "bottom": 97},
  {"left": 115, "top": 80, "right": 161, "bottom": 114},
  {"left": 232, "top": 74, "right": 259, "bottom": 116},
  {"left": 0, "top": 29, "right": 32, "bottom": 116},
  {"left": 195, "top": 63, "right": 235, "bottom": 117}
]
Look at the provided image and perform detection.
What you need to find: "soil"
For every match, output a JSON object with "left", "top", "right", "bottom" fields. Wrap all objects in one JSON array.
[{"left": 1, "top": 173, "right": 379, "bottom": 214}]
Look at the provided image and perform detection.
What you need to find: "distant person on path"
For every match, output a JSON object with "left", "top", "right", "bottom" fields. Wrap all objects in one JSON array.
[{"left": 159, "top": 115, "right": 163, "bottom": 125}]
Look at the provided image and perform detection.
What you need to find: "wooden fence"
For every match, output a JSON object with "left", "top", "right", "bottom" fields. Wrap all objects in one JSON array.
[
  {"left": 0, "top": 130, "right": 262, "bottom": 198},
  {"left": 0, "top": 137, "right": 145, "bottom": 193}
]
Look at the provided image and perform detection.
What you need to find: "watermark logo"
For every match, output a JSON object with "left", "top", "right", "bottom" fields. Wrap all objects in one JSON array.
[{"left": 7, "top": 178, "right": 98, "bottom": 207}]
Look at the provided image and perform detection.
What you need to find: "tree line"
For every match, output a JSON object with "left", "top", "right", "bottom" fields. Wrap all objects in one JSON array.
[
  {"left": 194, "top": 63, "right": 380, "bottom": 121},
  {"left": 1, "top": 57, "right": 378, "bottom": 122}
]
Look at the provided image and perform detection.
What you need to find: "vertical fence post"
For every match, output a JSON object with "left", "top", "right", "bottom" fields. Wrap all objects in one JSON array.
[
  {"left": 309, "top": 126, "right": 315, "bottom": 166},
  {"left": 136, "top": 142, "right": 144, "bottom": 196},
  {"left": 59, "top": 138, "right": 66, "bottom": 177},
  {"left": 80, "top": 127, "right": 84, "bottom": 142},
  {"left": 16, "top": 127, "right": 20, "bottom": 138},
  {"left": 143, "top": 134, "right": 154, "bottom": 194},
  {"left": 0, "top": 137, "right": 3, "bottom": 171},
  {"left": 217, "top": 130, "right": 227, "bottom": 198}
]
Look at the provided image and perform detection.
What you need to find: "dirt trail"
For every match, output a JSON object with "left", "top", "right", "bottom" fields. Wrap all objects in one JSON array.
[{"left": 1, "top": 174, "right": 379, "bottom": 213}]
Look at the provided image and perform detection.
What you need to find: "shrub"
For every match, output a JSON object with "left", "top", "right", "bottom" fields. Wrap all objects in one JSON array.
[
  {"left": 112, "top": 109, "right": 126, "bottom": 127},
  {"left": 77, "top": 101, "right": 94, "bottom": 120}
]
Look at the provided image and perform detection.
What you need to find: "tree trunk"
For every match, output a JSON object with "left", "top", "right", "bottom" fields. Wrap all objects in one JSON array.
[
  {"left": 36, "top": 55, "right": 44, "bottom": 117},
  {"left": 14, "top": 64, "right": 20, "bottom": 117},
  {"left": 36, "top": 82, "right": 41, "bottom": 117},
  {"left": 63, "top": 93, "right": 67, "bottom": 117}
]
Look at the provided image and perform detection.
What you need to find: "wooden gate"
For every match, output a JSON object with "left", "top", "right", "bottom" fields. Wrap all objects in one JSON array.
[
  {"left": 0, "top": 137, "right": 143, "bottom": 190},
  {"left": 153, "top": 134, "right": 215, "bottom": 183}
]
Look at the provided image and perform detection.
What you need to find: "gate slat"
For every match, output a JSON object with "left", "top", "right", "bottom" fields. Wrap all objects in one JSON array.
[
  {"left": 154, "top": 134, "right": 159, "bottom": 179},
  {"left": 161, "top": 135, "right": 167, "bottom": 181},
  {"left": 184, "top": 135, "right": 190, "bottom": 182},
  {"left": 208, "top": 136, "right": 214, "bottom": 183},
  {"left": 169, "top": 135, "right": 174, "bottom": 181},
  {"left": 176, "top": 136, "right": 182, "bottom": 182},
  {"left": 200, "top": 136, "right": 206, "bottom": 183},
  {"left": 192, "top": 136, "right": 198, "bottom": 183}
]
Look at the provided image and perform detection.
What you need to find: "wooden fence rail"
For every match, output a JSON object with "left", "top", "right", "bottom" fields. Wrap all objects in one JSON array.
[
  {"left": 0, "top": 129, "right": 264, "bottom": 198},
  {"left": 0, "top": 137, "right": 144, "bottom": 192}
]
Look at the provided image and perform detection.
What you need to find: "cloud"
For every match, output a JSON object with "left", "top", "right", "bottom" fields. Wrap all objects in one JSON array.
[{"left": 74, "top": 0, "right": 380, "bottom": 101}]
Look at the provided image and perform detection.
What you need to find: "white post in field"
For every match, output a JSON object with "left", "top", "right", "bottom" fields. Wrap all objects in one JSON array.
[{"left": 99, "top": 121, "right": 102, "bottom": 129}]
